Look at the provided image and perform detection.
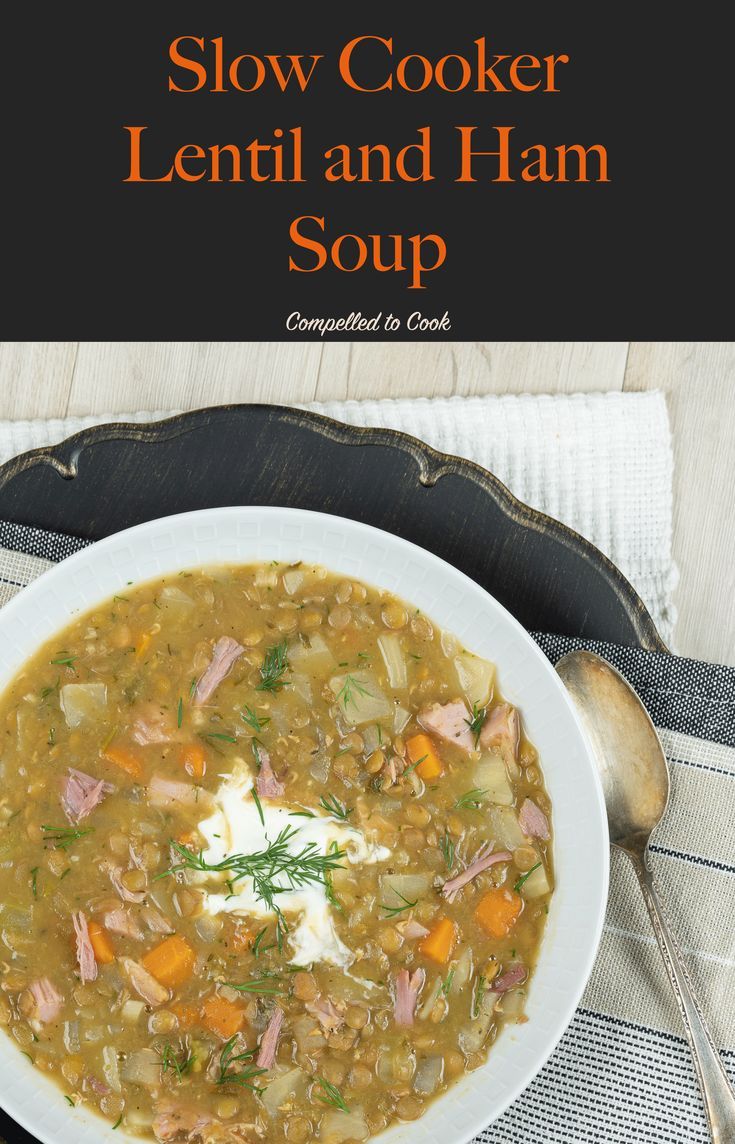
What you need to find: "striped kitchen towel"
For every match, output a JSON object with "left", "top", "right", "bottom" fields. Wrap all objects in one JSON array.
[{"left": 0, "top": 521, "right": 731, "bottom": 1144}]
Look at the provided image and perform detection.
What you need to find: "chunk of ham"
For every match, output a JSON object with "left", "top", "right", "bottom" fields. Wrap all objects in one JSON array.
[
  {"left": 518, "top": 798, "right": 550, "bottom": 841},
  {"left": 305, "top": 995, "right": 344, "bottom": 1032},
  {"left": 28, "top": 978, "right": 63, "bottom": 1024},
  {"left": 84, "top": 1074, "right": 111, "bottom": 1096},
  {"left": 120, "top": 957, "right": 169, "bottom": 1007},
  {"left": 194, "top": 637, "right": 244, "bottom": 705},
  {"left": 255, "top": 748, "right": 285, "bottom": 799},
  {"left": 104, "top": 862, "right": 146, "bottom": 904},
  {"left": 441, "top": 844, "right": 513, "bottom": 904},
  {"left": 490, "top": 964, "right": 528, "bottom": 993},
  {"left": 149, "top": 774, "right": 206, "bottom": 810},
  {"left": 72, "top": 911, "right": 97, "bottom": 983},
  {"left": 62, "top": 768, "right": 113, "bottom": 824},
  {"left": 152, "top": 1101, "right": 215, "bottom": 1142},
  {"left": 480, "top": 703, "right": 520, "bottom": 762},
  {"left": 132, "top": 702, "right": 175, "bottom": 746},
  {"left": 418, "top": 699, "right": 475, "bottom": 753},
  {"left": 393, "top": 968, "right": 426, "bottom": 1027},
  {"left": 103, "top": 908, "right": 144, "bottom": 941},
  {"left": 256, "top": 1007, "right": 283, "bottom": 1069}
]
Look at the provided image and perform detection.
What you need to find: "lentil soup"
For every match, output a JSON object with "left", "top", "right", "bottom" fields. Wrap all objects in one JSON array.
[{"left": 0, "top": 562, "right": 553, "bottom": 1143}]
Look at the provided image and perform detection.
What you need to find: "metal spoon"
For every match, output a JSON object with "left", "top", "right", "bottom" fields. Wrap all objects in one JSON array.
[{"left": 556, "top": 649, "right": 735, "bottom": 1144}]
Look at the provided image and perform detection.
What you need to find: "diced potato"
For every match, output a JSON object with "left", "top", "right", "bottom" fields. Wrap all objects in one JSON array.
[
  {"left": 454, "top": 652, "right": 495, "bottom": 708},
  {"left": 261, "top": 1067, "right": 306, "bottom": 1116},
  {"left": 329, "top": 672, "right": 392, "bottom": 725},
  {"left": 290, "top": 633, "right": 336, "bottom": 677},
  {"left": 60, "top": 682, "right": 107, "bottom": 728},
  {"left": 474, "top": 755, "right": 513, "bottom": 806},
  {"left": 380, "top": 873, "right": 430, "bottom": 908},
  {"left": 519, "top": 862, "right": 552, "bottom": 899},
  {"left": 320, "top": 1109, "right": 369, "bottom": 1143}
]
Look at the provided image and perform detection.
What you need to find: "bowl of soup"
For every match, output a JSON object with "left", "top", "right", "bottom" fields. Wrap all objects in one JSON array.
[{"left": 0, "top": 507, "right": 608, "bottom": 1144}]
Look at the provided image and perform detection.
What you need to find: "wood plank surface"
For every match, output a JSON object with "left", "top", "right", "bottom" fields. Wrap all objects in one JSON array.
[{"left": 0, "top": 340, "right": 732, "bottom": 665}]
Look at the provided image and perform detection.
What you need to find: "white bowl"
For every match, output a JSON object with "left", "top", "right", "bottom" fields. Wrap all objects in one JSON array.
[{"left": 0, "top": 506, "right": 608, "bottom": 1144}]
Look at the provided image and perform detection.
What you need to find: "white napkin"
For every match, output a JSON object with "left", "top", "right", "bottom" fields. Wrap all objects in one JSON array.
[{"left": 0, "top": 391, "right": 676, "bottom": 643}]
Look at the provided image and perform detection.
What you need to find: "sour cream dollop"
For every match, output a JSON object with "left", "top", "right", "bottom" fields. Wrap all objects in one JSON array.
[{"left": 198, "top": 772, "right": 390, "bottom": 969}]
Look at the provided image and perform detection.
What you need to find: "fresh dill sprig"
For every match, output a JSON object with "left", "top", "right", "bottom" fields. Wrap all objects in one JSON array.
[
  {"left": 251, "top": 926, "right": 274, "bottom": 957},
  {"left": 241, "top": 706, "right": 271, "bottom": 732},
  {"left": 454, "top": 789, "right": 488, "bottom": 810},
  {"left": 41, "top": 825, "right": 94, "bottom": 850},
  {"left": 161, "top": 1043, "right": 195, "bottom": 1081},
  {"left": 439, "top": 830, "right": 455, "bottom": 870},
  {"left": 319, "top": 793, "right": 353, "bottom": 821},
  {"left": 40, "top": 677, "right": 60, "bottom": 701},
  {"left": 177, "top": 697, "right": 183, "bottom": 728},
  {"left": 216, "top": 1036, "right": 267, "bottom": 1091},
  {"left": 380, "top": 890, "right": 417, "bottom": 918},
  {"left": 30, "top": 867, "right": 39, "bottom": 898},
  {"left": 158, "top": 828, "right": 346, "bottom": 918},
  {"left": 256, "top": 641, "right": 290, "bottom": 693},
  {"left": 441, "top": 968, "right": 455, "bottom": 997},
  {"left": 465, "top": 702, "right": 487, "bottom": 748},
  {"left": 227, "top": 977, "right": 284, "bottom": 996},
  {"left": 403, "top": 754, "right": 427, "bottom": 776},
  {"left": 471, "top": 974, "right": 486, "bottom": 1018},
  {"left": 514, "top": 861, "right": 542, "bottom": 892},
  {"left": 251, "top": 787, "right": 265, "bottom": 827},
  {"left": 336, "top": 674, "right": 371, "bottom": 710},
  {"left": 188, "top": 677, "right": 197, "bottom": 699},
  {"left": 50, "top": 654, "right": 77, "bottom": 668},
  {"left": 199, "top": 731, "right": 237, "bottom": 744},
  {"left": 314, "top": 1076, "right": 350, "bottom": 1111},
  {"left": 289, "top": 809, "right": 316, "bottom": 818}
]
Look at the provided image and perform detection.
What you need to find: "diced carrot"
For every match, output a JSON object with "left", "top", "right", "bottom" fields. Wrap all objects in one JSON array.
[
  {"left": 180, "top": 742, "right": 207, "bottom": 781},
  {"left": 87, "top": 920, "right": 115, "bottom": 965},
  {"left": 419, "top": 917, "right": 457, "bottom": 965},
  {"left": 474, "top": 888, "right": 523, "bottom": 939},
  {"left": 200, "top": 993, "right": 245, "bottom": 1039},
  {"left": 141, "top": 934, "right": 196, "bottom": 988},
  {"left": 102, "top": 742, "right": 143, "bottom": 780},
  {"left": 406, "top": 733, "right": 443, "bottom": 781},
  {"left": 135, "top": 631, "right": 152, "bottom": 660},
  {"left": 171, "top": 1001, "right": 200, "bottom": 1030}
]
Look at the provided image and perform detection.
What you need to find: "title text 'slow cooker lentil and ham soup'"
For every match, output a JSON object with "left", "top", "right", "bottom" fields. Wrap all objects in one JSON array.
[{"left": 0, "top": 562, "right": 553, "bottom": 1143}]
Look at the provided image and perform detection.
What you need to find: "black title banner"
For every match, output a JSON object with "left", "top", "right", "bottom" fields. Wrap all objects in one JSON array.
[{"left": 3, "top": 2, "right": 732, "bottom": 339}]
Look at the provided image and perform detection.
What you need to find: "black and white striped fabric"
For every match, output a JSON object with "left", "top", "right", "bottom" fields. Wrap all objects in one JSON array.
[{"left": 1, "top": 521, "right": 732, "bottom": 1144}]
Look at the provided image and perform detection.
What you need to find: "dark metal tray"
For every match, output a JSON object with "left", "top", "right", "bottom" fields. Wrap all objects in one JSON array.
[{"left": 0, "top": 402, "right": 664, "bottom": 1142}]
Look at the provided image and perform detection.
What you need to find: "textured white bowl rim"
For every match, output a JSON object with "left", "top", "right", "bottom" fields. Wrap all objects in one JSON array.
[{"left": 0, "top": 506, "right": 608, "bottom": 1144}]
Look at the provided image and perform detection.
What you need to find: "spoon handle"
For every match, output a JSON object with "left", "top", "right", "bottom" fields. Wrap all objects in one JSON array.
[{"left": 632, "top": 853, "right": 735, "bottom": 1143}]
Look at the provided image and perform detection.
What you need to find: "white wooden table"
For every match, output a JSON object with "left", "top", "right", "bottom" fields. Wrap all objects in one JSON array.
[{"left": 1, "top": 342, "right": 732, "bottom": 666}]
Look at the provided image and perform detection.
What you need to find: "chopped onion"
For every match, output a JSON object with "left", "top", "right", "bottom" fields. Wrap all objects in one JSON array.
[
  {"left": 63, "top": 1020, "right": 80, "bottom": 1054},
  {"left": 121, "top": 1000, "right": 145, "bottom": 1024},
  {"left": 282, "top": 570, "right": 304, "bottom": 595},
  {"left": 378, "top": 633, "right": 407, "bottom": 690},
  {"left": 194, "top": 913, "right": 223, "bottom": 943},
  {"left": 102, "top": 1045, "right": 122, "bottom": 1092},
  {"left": 454, "top": 652, "right": 495, "bottom": 707},
  {"left": 440, "top": 629, "right": 461, "bottom": 659},
  {"left": 474, "top": 755, "right": 513, "bottom": 806},
  {"left": 290, "top": 672, "right": 313, "bottom": 705},
  {"left": 414, "top": 1055, "right": 444, "bottom": 1095},
  {"left": 320, "top": 1110, "right": 369, "bottom": 1143},
  {"left": 495, "top": 988, "right": 527, "bottom": 1019},
  {"left": 452, "top": 946, "right": 473, "bottom": 992},
  {"left": 159, "top": 586, "right": 194, "bottom": 608},
  {"left": 418, "top": 975, "right": 442, "bottom": 1020},
  {"left": 60, "top": 683, "right": 107, "bottom": 728},
  {"left": 393, "top": 705, "right": 410, "bottom": 733},
  {"left": 121, "top": 1047, "right": 160, "bottom": 1086},
  {"left": 0, "top": 904, "right": 33, "bottom": 929},
  {"left": 254, "top": 566, "right": 278, "bottom": 589},
  {"left": 261, "top": 1067, "right": 306, "bottom": 1116},
  {"left": 459, "top": 990, "right": 495, "bottom": 1053},
  {"left": 486, "top": 805, "right": 527, "bottom": 850}
]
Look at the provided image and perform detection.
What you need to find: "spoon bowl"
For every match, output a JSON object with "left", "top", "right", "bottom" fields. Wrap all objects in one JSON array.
[
  {"left": 556, "top": 649, "right": 735, "bottom": 1144},
  {"left": 556, "top": 650, "right": 669, "bottom": 856}
]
